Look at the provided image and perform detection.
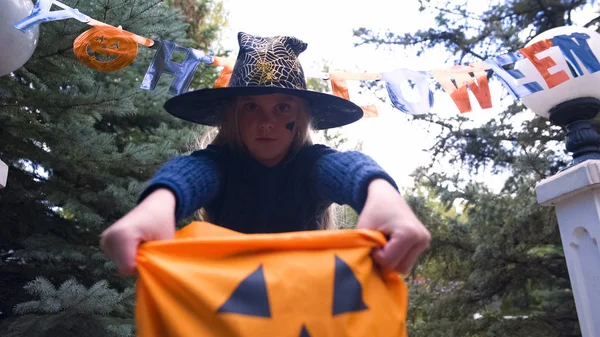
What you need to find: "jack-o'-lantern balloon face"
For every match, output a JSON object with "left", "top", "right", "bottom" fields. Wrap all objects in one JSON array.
[
  {"left": 87, "top": 35, "right": 120, "bottom": 63},
  {"left": 135, "top": 222, "right": 408, "bottom": 337},
  {"left": 73, "top": 27, "right": 138, "bottom": 72}
]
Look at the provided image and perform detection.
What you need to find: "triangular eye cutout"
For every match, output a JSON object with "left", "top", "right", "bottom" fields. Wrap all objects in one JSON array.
[
  {"left": 217, "top": 265, "right": 271, "bottom": 317},
  {"left": 298, "top": 324, "right": 312, "bottom": 337},
  {"left": 332, "top": 255, "right": 368, "bottom": 316}
]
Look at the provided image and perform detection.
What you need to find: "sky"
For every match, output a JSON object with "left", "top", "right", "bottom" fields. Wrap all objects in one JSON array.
[
  {"left": 217, "top": 0, "right": 500, "bottom": 189},
  {"left": 216, "top": 0, "right": 598, "bottom": 191}
]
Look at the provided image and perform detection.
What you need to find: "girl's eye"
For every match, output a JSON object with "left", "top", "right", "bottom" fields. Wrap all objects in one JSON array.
[
  {"left": 277, "top": 103, "right": 290, "bottom": 113},
  {"left": 244, "top": 102, "right": 258, "bottom": 112}
]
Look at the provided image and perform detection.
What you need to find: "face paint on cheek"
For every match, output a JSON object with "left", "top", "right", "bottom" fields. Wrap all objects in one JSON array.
[{"left": 285, "top": 121, "right": 296, "bottom": 132}]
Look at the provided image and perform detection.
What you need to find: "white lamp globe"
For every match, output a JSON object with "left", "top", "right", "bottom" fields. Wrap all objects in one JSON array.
[{"left": 515, "top": 25, "right": 600, "bottom": 120}]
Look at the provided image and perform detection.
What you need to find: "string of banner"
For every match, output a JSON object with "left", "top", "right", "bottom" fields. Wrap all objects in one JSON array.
[{"left": 12, "top": 0, "right": 600, "bottom": 118}]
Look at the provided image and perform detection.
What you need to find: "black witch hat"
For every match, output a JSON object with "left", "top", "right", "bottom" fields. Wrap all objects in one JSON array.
[{"left": 163, "top": 32, "right": 364, "bottom": 130}]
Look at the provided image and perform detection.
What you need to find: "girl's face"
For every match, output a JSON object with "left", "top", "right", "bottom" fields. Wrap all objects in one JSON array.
[{"left": 237, "top": 93, "right": 306, "bottom": 166}]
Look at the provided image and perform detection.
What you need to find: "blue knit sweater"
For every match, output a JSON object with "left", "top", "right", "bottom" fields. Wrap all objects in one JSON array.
[{"left": 138, "top": 144, "right": 398, "bottom": 234}]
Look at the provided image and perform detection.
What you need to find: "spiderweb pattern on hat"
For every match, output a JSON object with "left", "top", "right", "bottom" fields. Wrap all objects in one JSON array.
[{"left": 230, "top": 33, "right": 309, "bottom": 90}]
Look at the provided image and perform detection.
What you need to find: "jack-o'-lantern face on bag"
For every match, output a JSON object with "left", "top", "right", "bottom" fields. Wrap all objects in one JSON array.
[
  {"left": 135, "top": 222, "right": 408, "bottom": 337},
  {"left": 73, "top": 26, "right": 138, "bottom": 72}
]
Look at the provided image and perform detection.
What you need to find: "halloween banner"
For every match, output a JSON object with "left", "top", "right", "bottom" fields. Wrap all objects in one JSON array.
[
  {"left": 136, "top": 222, "right": 408, "bottom": 337},
  {"left": 7, "top": 0, "right": 600, "bottom": 118}
]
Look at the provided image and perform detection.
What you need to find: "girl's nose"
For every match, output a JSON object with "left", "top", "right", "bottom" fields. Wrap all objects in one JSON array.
[{"left": 258, "top": 111, "right": 276, "bottom": 130}]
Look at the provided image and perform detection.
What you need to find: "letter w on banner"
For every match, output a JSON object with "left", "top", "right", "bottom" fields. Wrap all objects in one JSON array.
[{"left": 432, "top": 64, "right": 493, "bottom": 113}]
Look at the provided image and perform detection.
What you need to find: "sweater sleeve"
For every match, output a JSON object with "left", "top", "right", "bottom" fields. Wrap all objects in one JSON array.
[
  {"left": 137, "top": 145, "right": 223, "bottom": 222},
  {"left": 311, "top": 145, "right": 399, "bottom": 213}
]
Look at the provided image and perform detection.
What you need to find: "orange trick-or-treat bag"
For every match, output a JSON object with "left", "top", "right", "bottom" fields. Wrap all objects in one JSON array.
[{"left": 135, "top": 222, "right": 409, "bottom": 337}]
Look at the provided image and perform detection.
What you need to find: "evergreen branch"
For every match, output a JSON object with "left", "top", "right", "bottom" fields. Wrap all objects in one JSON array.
[
  {"left": 62, "top": 0, "right": 83, "bottom": 35},
  {"left": 50, "top": 91, "right": 142, "bottom": 110},
  {"left": 467, "top": 278, "right": 511, "bottom": 303},
  {"left": 459, "top": 47, "right": 486, "bottom": 62},
  {"left": 126, "top": 11, "right": 181, "bottom": 32},
  {"left": 535, "top": 0, "right": 552, "bottom": 23},
  {"left": 412, "top": 114, "right": 455, "bottom": 132},
  {"left": 490, "top": 11, "right": 519, "bottom": 22},
  {"left": 64, "top": 280, "right": 109, "bottom": 315},
  {"left": 108, "top": 0, "right": 131, "bottom": 12},
  {"left": 566, "top": 0, "right": 575, "bottom": 25},
  {"left": 38, "top": 48, "right": 73, "bottom": 59},
  {"left": 433, "top": 239, "right": 475, "bottom": 254},
  {"left": 534, "top": 313, "right": 579, "bottom": 324},
  {"left": 127, "top": 0, "right": 165, "bottom": 25},
  {"left": 522, "top": 147, "right": 547, "bottom": 180},
  {"left": 584, "top": 15, "right": 600, "bottom": 28},
  {"left": 104, "top": 0, "right": 111, "bottom": 21},
  {"left": 431, "top": 6, "right": 482, "bottom": 21},
  {"left": 129, "top": 0, "right": 137, "bottom": 18}
]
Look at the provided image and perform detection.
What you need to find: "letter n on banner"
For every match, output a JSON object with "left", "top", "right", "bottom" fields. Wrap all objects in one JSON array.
[
  {"left": 551, "top": 33, "right": 600, "bottom": 76},
  {"left": 141, "top": 40, "right": 213, "bottom": 95},
  {"left": 431, "top": 64, "right": 493, "bottom": 113}
]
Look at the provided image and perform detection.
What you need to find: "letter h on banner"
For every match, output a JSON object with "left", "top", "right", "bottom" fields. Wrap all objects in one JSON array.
[{"left": 141, "top": 41, "right": 213, "bottom": 95}]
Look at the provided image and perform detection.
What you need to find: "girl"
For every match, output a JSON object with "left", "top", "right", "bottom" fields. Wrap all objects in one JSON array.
[{"left": 100, "top": 32, "right": 430, "bottom": 277}]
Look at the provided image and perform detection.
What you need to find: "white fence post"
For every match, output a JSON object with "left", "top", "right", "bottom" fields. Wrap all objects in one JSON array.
[
  {"left": 536, "top": 160, "right": 600, "bottom": 337},
  {"left": 0, "top": 159, "right": 7, "bottom": 189}
]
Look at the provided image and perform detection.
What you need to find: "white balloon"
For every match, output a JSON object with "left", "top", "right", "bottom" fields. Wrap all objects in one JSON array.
[
  {"left": 515, "top": 26, "right": 600, "bottom": 118},
  {"left": 0, "top": 0, "right": 39, "bottom": 77}
]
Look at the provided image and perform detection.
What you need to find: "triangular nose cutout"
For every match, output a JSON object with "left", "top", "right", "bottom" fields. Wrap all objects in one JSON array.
[
  {"left": 217, "top": 265, "right": 271, "bottom": 317},
  {"left": 299, "top": 324, "right": 312, "bottom": 337},
  {"left": 332, "top": 255, "right": 368, "bottom": 315}
]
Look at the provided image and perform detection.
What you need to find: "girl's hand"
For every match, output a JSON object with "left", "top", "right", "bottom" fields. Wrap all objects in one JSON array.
[
  {"left": 100, "top": 188, "right": 177, "bottom": 276},
  {"left": 356, "top": 179, "right": 431, "bottom": 275}
]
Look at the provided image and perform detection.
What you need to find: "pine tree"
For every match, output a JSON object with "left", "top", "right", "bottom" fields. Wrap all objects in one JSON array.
[
  {"left": 354, "top": 1, "right": 599, "bottom": 336},
  {"left": 0, "top": 0, "right": 226, "bottom": 335}
]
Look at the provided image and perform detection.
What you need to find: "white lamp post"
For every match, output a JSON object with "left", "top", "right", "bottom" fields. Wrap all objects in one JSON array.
[{"left": 518, "top": 25, "right": 600, "bottom": 337}]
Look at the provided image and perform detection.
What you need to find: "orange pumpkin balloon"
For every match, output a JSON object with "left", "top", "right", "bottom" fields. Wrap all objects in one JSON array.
[
  {"left": 135, "top": 222, "right": 408, "bottom": 337},
  {"left": 73, "top": 26, "right": 138, "bottom": 72}
]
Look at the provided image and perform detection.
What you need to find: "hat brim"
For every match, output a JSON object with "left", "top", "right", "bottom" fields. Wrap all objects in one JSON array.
[{"left": 163, "top": 86, "right": 364, "bottom": 130}]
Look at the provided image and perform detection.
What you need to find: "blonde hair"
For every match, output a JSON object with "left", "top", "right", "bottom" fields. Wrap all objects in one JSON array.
[{"left": 191, "top": 96, "right": 337, "bottom": 230}]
